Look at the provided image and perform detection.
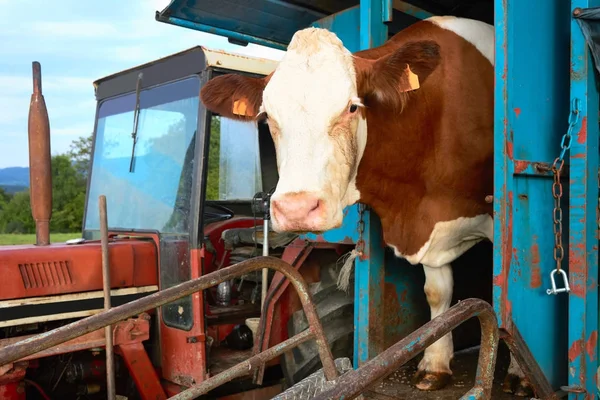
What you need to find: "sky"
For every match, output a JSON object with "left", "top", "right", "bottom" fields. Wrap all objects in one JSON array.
[{"left": 0, "top": 0, "right": 285, "bottom": 168}]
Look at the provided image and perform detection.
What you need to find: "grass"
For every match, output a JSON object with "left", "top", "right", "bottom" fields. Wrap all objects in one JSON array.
[{"left": 0, "top": 233, "right": 82, "bottom": 245}]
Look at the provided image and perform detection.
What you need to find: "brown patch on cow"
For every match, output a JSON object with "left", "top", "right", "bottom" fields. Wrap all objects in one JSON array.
[
  {"left": 353, "top": 20, "right": 494, "bottom": 256},
  {"left": 200, "top": 72, "right": 272, "bottom": 121}
]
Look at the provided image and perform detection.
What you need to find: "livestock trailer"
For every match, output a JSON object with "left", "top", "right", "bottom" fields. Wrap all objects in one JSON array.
[{"left": 154, "top": 0, "right": 600, "bottom": 398}]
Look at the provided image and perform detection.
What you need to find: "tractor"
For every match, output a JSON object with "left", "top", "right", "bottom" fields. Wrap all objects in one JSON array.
[{"left": 0, "top": 44, "right": 357, "bottom": 399}]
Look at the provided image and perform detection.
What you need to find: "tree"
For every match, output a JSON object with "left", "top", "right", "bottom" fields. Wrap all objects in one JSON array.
[
  {"left": 0, "top": 190, "right": 34, "bottom": 234},
  {"left": 50, "top": 154, "right": 87, "bottom": 232},
  {"left": 68, "top": 134, "right": 93, "bottom": 179},
  {"left": 0, "top": 188, "right": 10, "bottom": 210}
]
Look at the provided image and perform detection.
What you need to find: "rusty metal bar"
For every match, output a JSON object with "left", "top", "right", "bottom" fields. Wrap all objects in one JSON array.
[
  {"left": 27, "top": 61, "right": 52, "bottom": 246},
  {"left": 311, "top": 298, "right": 499, "bottom": 400},
  {"left": 0, "top": 257, "right": 338, "bottom": 383},
  {"left": 99, "top": 195, "right": 116, "bottom": 400},
  {"left": 171, "top": 328, "right": 314, "bottom": 400},
  {"left": 0, "top": 317, "right": 150, "bottom": 362}
]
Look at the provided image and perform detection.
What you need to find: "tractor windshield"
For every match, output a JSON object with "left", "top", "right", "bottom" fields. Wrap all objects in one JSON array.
[{"left": 83, "top": 76, "right": 200, "bottom": 237}]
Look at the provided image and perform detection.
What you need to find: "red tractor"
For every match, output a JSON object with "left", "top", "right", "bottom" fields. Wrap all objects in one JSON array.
[{"left": 0, "top": 47, "right": 355, "bottom": 399}]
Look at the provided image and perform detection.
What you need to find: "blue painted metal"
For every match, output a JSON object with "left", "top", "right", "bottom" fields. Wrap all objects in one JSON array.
[
  {"left": 359, "top": 0, "right": 388, "bottom": 50},
  {"left": 310, "top": 5, "right": 361, "bottom": 51},
  {"left": 159, "top": 16, "right": 288, "bottom": 50},
  {"left": 493, "top": 0, "right": 572, "bottom": 391},
  {"left": 155, "top": 0, "right": 327, "bottom": 49},
  {"left": 568, "top": 1, "right": 600, "bottom": 398}
]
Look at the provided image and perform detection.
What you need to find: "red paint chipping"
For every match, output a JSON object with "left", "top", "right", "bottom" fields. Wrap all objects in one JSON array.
[
  {"left": 513, "top": 107, "right": 521, "bottom": 118},
  {"left": 530, "top": 244, "right": 541, "bottom": 288},
  {"left": 569, "top": 243, "right": 587, "bottom": 298},
  {"left": 569, "top": 339, "right": 583, "bottom": 362},
  {"left": 514, "top": 160, "right": 529, "bottom": 174},
  {"left": 496, "top": 191, "right": 513, "bottom": 324},
  {"left": 506, "top": 140, "right": 514, "bottom": 160},
  {"left": 577, "top": 116, "right": 588, "bottom": 144},
  {"left": 586, "top": 331, "right": 598, "bottom": 361}
]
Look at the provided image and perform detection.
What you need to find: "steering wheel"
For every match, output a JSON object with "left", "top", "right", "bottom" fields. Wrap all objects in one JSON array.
[{"left": 204, "top": 202, "right": 235, "bottom": 224}]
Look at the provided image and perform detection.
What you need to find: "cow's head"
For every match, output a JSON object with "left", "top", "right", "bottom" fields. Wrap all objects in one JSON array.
[{"left": 201, "top": 27, "right": 440, "bottom": 233}]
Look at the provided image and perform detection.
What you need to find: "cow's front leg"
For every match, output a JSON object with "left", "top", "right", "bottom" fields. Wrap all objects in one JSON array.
[{"left": 413, "top": 264, "right": 454, "bottom": 391}]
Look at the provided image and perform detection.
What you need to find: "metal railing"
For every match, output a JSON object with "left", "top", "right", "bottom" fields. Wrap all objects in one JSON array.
[
  {"left": 0, "top": 256, "right": 339, "bottom": 399},
  {"left": 310, "top": 298, "right": 500, "bottom": 400}
]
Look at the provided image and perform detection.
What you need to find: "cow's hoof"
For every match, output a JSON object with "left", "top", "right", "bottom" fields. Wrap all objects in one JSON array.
[
  {"left": 502, "top": 373, "right": 534, "bottom": 397},
  {"left": 412, "top": 370, "right": 452, "bottom": 391}
]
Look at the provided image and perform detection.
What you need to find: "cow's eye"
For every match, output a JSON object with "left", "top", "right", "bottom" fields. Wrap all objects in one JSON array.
[{"left": 349, "top": 104, "right": 358, "bottom": 113}]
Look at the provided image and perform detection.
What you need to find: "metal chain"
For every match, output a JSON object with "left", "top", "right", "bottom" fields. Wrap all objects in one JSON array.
[
  {"left": 356, "top": 204, "right": 366, "bottom": 257},
  {"left": 547, "top": 98, "right": 579, "bottom": 295}
]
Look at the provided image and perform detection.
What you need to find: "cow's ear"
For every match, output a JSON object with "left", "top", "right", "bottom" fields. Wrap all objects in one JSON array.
[
  {"left": 355, "top": 40, "right": 441, "bottom": 110},
  {"left": 200, "top": 73, "right": 272, "bottom": 120}
]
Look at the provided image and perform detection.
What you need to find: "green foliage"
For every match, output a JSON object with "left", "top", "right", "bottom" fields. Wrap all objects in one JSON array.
[
  {"left": 68, "top": 135, "right": 93, "bottom": 179},
  {"left": 205, "top": 116, "right": 221, "bottom": 200},
  {"left": 0, "top": 134, "right": 92, "bottom": 234}
]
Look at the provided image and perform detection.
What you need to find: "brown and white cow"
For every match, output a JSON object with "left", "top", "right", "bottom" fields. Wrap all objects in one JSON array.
[{"left": 200, "top": 16, "right": 532, "bottom": 396}]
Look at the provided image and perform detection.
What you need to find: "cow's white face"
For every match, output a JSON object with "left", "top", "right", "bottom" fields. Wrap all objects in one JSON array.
[{"left": 261, "top": 28, "right": 368, "bottom": 233}]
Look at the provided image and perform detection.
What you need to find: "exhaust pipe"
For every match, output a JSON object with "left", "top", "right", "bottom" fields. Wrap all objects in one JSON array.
[{"left": 28, "top": 61, "right": 52, "bottom": 246}]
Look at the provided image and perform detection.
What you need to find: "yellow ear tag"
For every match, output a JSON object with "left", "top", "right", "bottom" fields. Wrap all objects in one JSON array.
[
  {"left": 233, "top": 99, "right": 249, "bottom": 116},
  {"left": 402, "top": 65, "right": 420, "bottom": 92}
]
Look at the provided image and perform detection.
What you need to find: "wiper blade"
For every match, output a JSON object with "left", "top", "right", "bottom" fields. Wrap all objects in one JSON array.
[{"left": 129, "top": 72, "right": 143, "bottom": 173}]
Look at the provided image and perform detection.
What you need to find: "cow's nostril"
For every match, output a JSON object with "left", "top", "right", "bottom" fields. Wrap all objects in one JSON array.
[{"left": 309, "top": 199, "right": 320, "bottom": 213}]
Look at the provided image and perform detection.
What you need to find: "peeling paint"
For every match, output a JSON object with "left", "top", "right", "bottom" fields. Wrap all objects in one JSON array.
[
  {"left": 577, "top": 116, "right": 588, "bottom": 144},
  {"left": 514, "top": 160, "right": 529, "bottom": 174},
  {"left": 530, "top": 243, "right": 541, "bottom": 289},
  {"left": 586, "top": 331, "right": 597, "bottom": 362},
  {"left": 569, "top": 339, "right": 583, "bottom": 363},
  {"left": 513, "top": 107, "right": 521, "bottom": 117}
]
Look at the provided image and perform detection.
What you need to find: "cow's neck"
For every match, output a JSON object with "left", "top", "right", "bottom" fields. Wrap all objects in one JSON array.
[{"left": 353, "top": 102, "right": 436, "bottom": 254}]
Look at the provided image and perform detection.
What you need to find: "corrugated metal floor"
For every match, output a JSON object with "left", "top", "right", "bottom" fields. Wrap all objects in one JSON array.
[{"left": 363, "top": 344, "right": 520, "bottom": 399}]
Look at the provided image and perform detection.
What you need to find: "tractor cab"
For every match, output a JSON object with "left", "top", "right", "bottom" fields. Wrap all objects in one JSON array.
[{"left": 82, "top": 47, "right": 300, "bottom": 393}]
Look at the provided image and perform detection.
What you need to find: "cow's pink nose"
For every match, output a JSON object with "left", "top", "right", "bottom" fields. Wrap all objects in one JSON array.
[{"left": 270, "top": 192, "right": 323, "bottom": 230}]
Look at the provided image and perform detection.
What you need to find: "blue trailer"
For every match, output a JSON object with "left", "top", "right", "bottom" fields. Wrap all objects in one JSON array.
[{"left": 155, "top": 0, "right": 600, "bottom": 398}]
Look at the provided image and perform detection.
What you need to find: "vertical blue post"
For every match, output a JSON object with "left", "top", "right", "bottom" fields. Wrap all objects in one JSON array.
[
  {"left": 569, "top": 2, "right": 599, "bottom": 398},
  {"left": 353, "top": 0, "right": 390, "bottom": 367},
  {"left": 359, "top": 0, "right": 387, "bottom": 50}
]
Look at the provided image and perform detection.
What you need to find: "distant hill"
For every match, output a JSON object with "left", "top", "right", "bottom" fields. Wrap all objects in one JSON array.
[
  {"left": 0, "top": 167, "right": 29, "bottom": 193},
  {"left": 2, "top": 185, "right": 28, "bottom": 194}
]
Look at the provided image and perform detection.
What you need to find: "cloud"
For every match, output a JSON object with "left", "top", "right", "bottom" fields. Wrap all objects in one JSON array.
[{"left": 0, "top": 0, "right": 289, "bottom": 169}]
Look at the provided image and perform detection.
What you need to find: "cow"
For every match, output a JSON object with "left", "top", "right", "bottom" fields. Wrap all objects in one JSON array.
[{"left": 200, "top": 15, "right": 532, "bottom": 396}]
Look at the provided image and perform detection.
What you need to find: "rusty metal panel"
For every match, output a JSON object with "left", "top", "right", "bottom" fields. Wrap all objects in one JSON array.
[
  {"left": 568, "top": 2, "right": 600, "bottom": 398},
  {"left": 493, "top": 0, "right": 572, "bottom": 390}
]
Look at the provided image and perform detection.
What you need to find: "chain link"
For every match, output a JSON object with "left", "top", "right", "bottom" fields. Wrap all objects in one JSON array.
[
  {"left": 547, "top": 98, "right": 579, "bottom": 295},
  {"left": 356, "top": 203, "right": 366, "bottom": 257}
]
